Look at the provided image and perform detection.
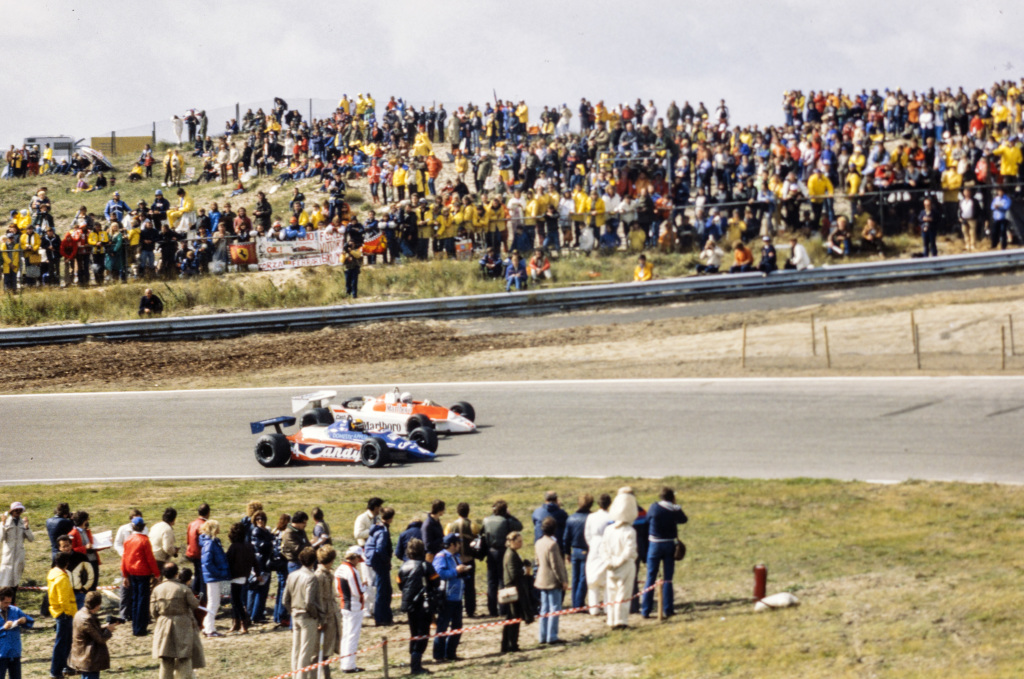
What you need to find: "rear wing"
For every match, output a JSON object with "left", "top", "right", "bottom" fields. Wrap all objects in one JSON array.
[
  {"left": 291, "top": 390, "right": 338, "bottom": 413},
  {"left": 250, "top": 416, "right": 297, "bottom": 435}
]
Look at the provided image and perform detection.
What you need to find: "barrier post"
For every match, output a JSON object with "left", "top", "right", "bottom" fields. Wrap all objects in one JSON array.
[
  {"left": 824, "top": 326, "right": 831, "bottom": 369},
  {"left": 741, "top": 322, "right": 747, "bottom": 368},
  {"left": 811, "top": 314, "right": 817, "bottom": 357},
  {"left": 1002, "top": 326, "right": 1007, "bottom": 371},
  {"left": 1009, "top": 315, "right": 1015, "bottom": 356},
  {"left": 910, "top": 311, "right": 915, "bottom": 352},
  {"left": 381, "top": 636, "right": 389, "bottom": 679},
  {"left": 914, "top": 324, "right": 921, "bottom": 370},
  {"left": 656, "top": 583, "right": 664, "bottom": 622}
]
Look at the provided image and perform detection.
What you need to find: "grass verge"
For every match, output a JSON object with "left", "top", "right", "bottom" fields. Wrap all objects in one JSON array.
[{"left": 8, "top": 477, "right": 1024, "bottom": 678}]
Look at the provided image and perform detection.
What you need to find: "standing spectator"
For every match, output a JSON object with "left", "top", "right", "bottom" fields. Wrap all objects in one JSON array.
[
  {"left": 397, "top": 539, "right": 439, "bottom": 676},
  {"left": 198, "top": 520, "right": 230, "bottom": 638},
  {"left": 342, "top": 242, "right": 361, "bottom": 298},
  {"left": 991, "top": 186, "right": 1012, "bottom": 250},
  {"left": 247, "top": 511, "right": 274, "bottom": 624},
  {"left": 499, "top": 532, "right": 534, "bottom": 654},
  {"left": 48, "top": 551, "right": 78, "bottom": 679},
  {"left": 56, "top": 535, "right": 89, "bottom": 609},
  {"left": 282, "top": 547, "right": 320, "bottom": 679},
  {"left": 312, "top": 546, "right": 342, "bottom": 678},
  {"left": 919, "top": 197, "right": 940, "bottom": 258},
  {"left": 151, "top": 562, "right": 205, "bottom": 679},
  {"left": 281, "top": 511, "right": 311, "bottom": 577},
  {"left": 395, "top": 516, "right": 423, "bottom": 563},
  {"left": 354, "top": 498, "right": 384, "bottom": 547},
  {"left": 563, "top": 494, "right": 593, "bottom": 611},
  {"left": 225, "top": 522, "right": 257, "bottom": 634},
  {"left": 70, "top": 512, "right": 101, "bottom": 601},
  {"left": 45, "top": 503, "right": 74, "bottom": 564},
  {"left": 149, "top": 508, "right": 178, "bottom": 563},
  {"left": 69, "top": 590, "right": 119, "bottom": 679},
  {"left": 421, "top": 500, "right": 446, "bottom": 562},
  {"left": 310, "top": 508, "right": 331, "bottom": 550},
  {"left": 446, "top": 503, "right": 478, "bottom": 618},
  {"left": 185, "top": 504, "right": 209, "bottom": 598},
  {"left": 271, "top": 514, "right": 292, "bottom": 627},
  {"left": 600, "top": 488, "right": 639, "bottom": 629},
  {"left": 480, "top": 501, "right": 523, "bottom": 617},
  {"left": 535, "top": 517, "right": 569, "bottom": 644},
  {"left": 641, "top": 487, "right": 689, "bottom": 619},
  {"left": 364, "top": 507, "right": 395, "bottom": 626},
  {"left": 0, "top": 586, "right": 33, "bottom": 679},
  {"left": 532, "top": 491, "right": 569, "bottom": 548},
  {"left": 113, "top": 510, "right": 144, "bottom": 558},
  {"left": 432, "top": 534, "right": 469, "bottom": 662},
  {"left": 959, "top": 188, "right": 980, "bottom": 252},
  {"left": 122, "top": 517, "right": 161, "bottom": 636},
  {"left": 334, "top": 546, "right": 365, "bottom": 675},
  {"left": 0, "top": 503, "right": 34, "bottom": 588}
]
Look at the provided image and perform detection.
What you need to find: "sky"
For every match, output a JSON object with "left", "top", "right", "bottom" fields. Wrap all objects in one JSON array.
[{"left": 2, "top": 0, "right": 1023, "bottom": 147}]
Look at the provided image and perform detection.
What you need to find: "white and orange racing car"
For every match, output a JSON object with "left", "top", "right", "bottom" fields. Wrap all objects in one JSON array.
[{"left": 327, "top": 388, "right": 477, "bottom": 437}]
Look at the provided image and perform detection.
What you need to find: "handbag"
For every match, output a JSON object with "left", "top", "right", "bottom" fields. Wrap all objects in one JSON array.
[
  {"left": 468, "top": 534, "right": 486, "bottom": 560},
  {"left": 497, "top": 586, "right": 519, "bottom": 605},
  {"left": 674, "top": 540, "right": 686, "bottom": 562}
]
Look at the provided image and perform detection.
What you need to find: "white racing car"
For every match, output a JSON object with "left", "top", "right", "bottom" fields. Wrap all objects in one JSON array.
[{"left": 328, "top": 387, "right": 477, "bottom": 438}]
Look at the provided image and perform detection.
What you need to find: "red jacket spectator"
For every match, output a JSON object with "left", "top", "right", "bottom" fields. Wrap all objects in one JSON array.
[
  {"left": 71, "top": 526, "right": 101, "bottom": 566},
  {"left": 121, "top": 532, "right": 160, "bottom": 578},
  {"left": 186, "top": 517, "right": 206, "bottom": 560}
]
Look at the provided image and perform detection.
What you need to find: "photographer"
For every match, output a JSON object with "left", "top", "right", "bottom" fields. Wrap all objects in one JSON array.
[{"left": 70, "top": 590, "right": 120, "bottom": 679}]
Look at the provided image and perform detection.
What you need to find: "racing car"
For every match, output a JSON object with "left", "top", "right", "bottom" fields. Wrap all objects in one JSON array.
[
  {"left": 329, "top": 387, "right": 477, "bottom": 436},
  {"left": 249, "top": 391, "right": 437, "bottom": 468}
]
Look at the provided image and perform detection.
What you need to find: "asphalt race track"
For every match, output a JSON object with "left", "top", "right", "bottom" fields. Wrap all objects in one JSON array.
[{"left": 2, "top": 378, "right": 1022, "bottom": 484}]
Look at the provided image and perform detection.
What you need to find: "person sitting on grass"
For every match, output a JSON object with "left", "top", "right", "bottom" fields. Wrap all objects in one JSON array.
[
  {"left": 634, "top": 254, "right": 653, "bottom": 281},
  {"left": 696, "top": 237, "right": 724, "bottom": 274},
  {"left": 479, "top": 247, "right": 503, "bottom": 279},
  {"left": 729, "top": 240, "right": 754, "bottom": 273},
  {"left": 599, "top": 223, "right": 622, "bottom": 253},
  {"left": 505, "top": 251, "right": 527, "bottom": 292},
  {"left": 527, "top": 249, "right": 552, "bottom": 284}
]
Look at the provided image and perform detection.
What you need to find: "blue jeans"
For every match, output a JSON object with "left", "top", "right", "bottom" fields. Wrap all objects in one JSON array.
[
  {"left": 372, "top": 569, "right": 393, "bottom": 625},
  {"left": 247, "top": 577, "right": 271, "bottom": 622},
  {"left": 432, "top": 599, "right": 462, "bottom": 660},
  {"left": 506, "top": 276, "right": 525, "bottom": 292},
  {"left": 273, "top": 568, "right": 293, "bottom": 623},
  {"left": 641, "top": 540, "right": 676, "bottom": 617},
  {"left": 51, "top": 613, "right": 73, "bottom": 677},
  {"left": 922, "top": 229, "right": 937, "bottom": 257},
  {"left": 570, "top": 548, "right": 588, "bottom": 609},
  {"left": 80, "top": 673, "right": 99, "bottom": 679},
  {"left": 129, "top": 574, "right": 152, "bottom": 635},
  {"left": 538, "top": 589, "right": 561, "bottom": 642}
]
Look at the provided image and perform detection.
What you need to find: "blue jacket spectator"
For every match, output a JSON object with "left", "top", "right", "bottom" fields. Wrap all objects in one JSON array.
[
  {"left": 283, "top": 221, "right": 307, "bottom": 241},
  {"left": 395, "top": 519, "right": 423, "bottom": 562},
  {"left": 0, "top": 598, "right": 33, "bottom": 660},
  {"left": 199, "top": 533, "right": 230, "bottom": 583},
  {"left": 532, "top": 493, "right": 569, "bottom": 552},
  {"left": 103, "top": 195, "right": 130, "bottom": 222}
]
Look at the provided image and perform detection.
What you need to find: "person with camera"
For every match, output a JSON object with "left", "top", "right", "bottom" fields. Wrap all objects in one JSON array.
[
  {"left": 0, "top": 585, "right": 34, "bottom": 678},
  {"left": 397, "top": 539, "right": 439, "bottom": 676},
  {"left": 69, "top": 590, "right": 120, "bottom": 679},
  {"left": 499, "top": 531, "right": 534, "bottom": 654},
  {"left": 151, "top": 561, "right": 205, "bottom": 679}
]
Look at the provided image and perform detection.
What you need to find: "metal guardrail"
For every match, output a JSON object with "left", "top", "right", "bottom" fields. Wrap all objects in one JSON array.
[{"left": 2, "top": 249, "right": 1024, "bottom": 347}]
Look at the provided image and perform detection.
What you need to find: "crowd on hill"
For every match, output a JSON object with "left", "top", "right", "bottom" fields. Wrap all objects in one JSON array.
[
  {"left": 4, "top": 80, "right": 1024, "bottom": 291},
  {"left": 0, "top": 486, "right": 686, "bottom": 677}
]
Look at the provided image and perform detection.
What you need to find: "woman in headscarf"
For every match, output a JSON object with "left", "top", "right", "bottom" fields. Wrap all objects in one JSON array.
[{"left": 599, "top": 487, "right": 638, "bottom": 629}]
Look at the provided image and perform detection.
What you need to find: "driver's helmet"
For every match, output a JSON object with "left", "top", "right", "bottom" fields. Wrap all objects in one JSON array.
[
  {"left": 352, "top": 418, "right": 366, "bottom": 432},
  {"left": 400, "top": 391, "right": 413, "bottom": 403}
]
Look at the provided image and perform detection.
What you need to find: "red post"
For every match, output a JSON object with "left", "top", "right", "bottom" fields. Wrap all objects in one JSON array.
[{"left": 753, "top": 563, "right": 767, "bottom": 600}]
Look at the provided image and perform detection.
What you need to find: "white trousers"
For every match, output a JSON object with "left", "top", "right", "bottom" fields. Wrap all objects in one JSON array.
[
  {"left": 340, "top": 608, "right": 364, "bottom": 671},
  {"left": 203, "top": 581, "right": 225, "bottom": 634},
  {"left": 606, "top": 563, "right": 636, "bottom": 627},
  {"left": 586, "top": 583, "right": 606, "bottom": 616},
  {"left": 358, "top": 562, "right": 375, "bottom": 614}
]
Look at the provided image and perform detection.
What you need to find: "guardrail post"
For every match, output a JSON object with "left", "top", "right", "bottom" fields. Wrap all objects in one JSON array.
[
  {"left": 656, "top": 583, "right": 664, "bottom": 622},
  {"left": 811, "top": 314, "right": 817, "bottom": 356},
  {"left": 1002, "top": 326, "right": 1007, "bottom": 371},
  {"left": 910, "top": 311, "right": 915, "bottom": 353},
  {"left": 741, "top": 323, "right": 747, "bottom": 368},
  {"left": 381, "top": 636, "right": 389, "bottom": 679},
  {"left": 914, "top": 324, "right": 922, "bottom": 370},
  {"left": 1009, "top": 315, "right": 1015, "bottom": 356},
  {"left": 824, "top": 326, "right": 831, "bottom": 369}
]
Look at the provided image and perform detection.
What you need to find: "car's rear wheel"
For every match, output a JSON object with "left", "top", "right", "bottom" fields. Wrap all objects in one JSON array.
[
  {"left": 408, "top": 426, "right": 438, "bottom": 453},
  {"left": 449, "top": 401, "right": 476, "bottom": 423},
  {"left": 254, "top": 434, "right": 291, "bottom": 467},
  {"left": 407, "top": 414, "right": 434, "bottom": 433},
  {"left": 360, "top": 438, "right": 387, "bottom": 468},
  {"left": 300, "top": 407, "right": 334, "bottom": 427}
]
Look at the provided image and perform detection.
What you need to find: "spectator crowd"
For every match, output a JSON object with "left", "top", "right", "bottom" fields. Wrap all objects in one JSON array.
[
  {"left": 0, "top": 485, "right": 687, "bottom": 677},
  {"left": 5, "top": 79, "right": 1024, "bottom": 293}
]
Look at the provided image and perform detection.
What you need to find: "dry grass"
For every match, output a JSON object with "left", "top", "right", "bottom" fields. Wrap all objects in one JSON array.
[{"left": 9, "top": 477, "right": 1024, "bottom": 678}]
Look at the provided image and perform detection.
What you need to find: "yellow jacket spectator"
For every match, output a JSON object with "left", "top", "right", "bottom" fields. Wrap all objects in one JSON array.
[
  {"left": 454, "top": 154, "right": 469, "bottom": 178},
  {"left": 515, "top": 103, "right": 529, "bottom": 125},
  {"left": 994, "top": 142, "right": 1022, "bottom": 178},
  {"left": 436, "top": 211, "right": 456, "bottom": 239},
  {"left": 572, "top": 188, "right": 588, "bottom": 224},
  {"left": 941, "top": 167, "right": 963, "bottom": 202},
  {"left": 634, "top": 255, "right": 653, "bottom": 282},
  {"left": 484, "top": 202, "right": 505, "bottom": 234},
  {"left": 413, "top": 132, "right": 432, "bottom": 157},
  {"left": 807, "top": 171, "right": 834, "bottom": 203},
  {"left": 525, "top": 195, "right": 542, "bottom": 227},
  {"left": 88, "top": 228, "right": 109, "bottom": 255},
  {"left": 391, "top": 165, "right": 407, "bottom": 188},
  {"left": 585, "top": 192, "right": 606, "bottom": 228},
  {"left": 48, "top": 561, "right": 77, "bottom": 618},
  {"left": 1, "top": 237, "right": 19, "bottom": 275},
  {"left": 18, "top": 228, "right": 41, "bottom": 265}
]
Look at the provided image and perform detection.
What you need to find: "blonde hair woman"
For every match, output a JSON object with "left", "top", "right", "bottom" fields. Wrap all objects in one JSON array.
[{"left": 198, "top": 520, "right": 230, "bottom": 637}]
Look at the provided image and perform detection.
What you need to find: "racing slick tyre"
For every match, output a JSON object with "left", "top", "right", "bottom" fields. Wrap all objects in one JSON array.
[
  {"left": 360, "top": 437, "right": 387, "bottom": 468},
  {"left": 302, "top": 407, "right": 334, "bottom": 426},
  {"left": 449, "top": 401, "right": 476, "bottom": 423},
  {"left": 254, "top": 434, "right": 291, "bottom": 468},
  {"left": 408, "top": 425, "right": 439, "bottom": 453},
  {"left": 408, "top": 414, "right": 434, "bottom": 433}
]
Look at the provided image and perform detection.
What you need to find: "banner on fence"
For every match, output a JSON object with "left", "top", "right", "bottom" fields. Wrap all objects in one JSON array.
[
  {"left": 255, "top": 232, "right": 346, "bottom": 271},
  {"left": 229, "top": 242, "right": 256, "bottom": 265}
]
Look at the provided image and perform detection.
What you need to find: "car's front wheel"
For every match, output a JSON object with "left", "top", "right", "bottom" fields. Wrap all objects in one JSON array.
[
  {"left": 254, "top": 434, "right": 291, "bottom": 468},
  {"left": 408, "top": 425, "right": 438, "bottom": 453},
  {"left": 360, "top": 437, "right": 387, "bottom": 468},
  {"left": 449, "top": 401, "right": 476, "bottom": 423}
]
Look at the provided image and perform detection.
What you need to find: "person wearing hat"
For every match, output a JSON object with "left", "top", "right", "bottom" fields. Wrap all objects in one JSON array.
[
  {"left": 0, "top": 502, "right": 34, "bottom": 588},
  {"left": 334, "top": 546, "right": 365, "bottom": 674},
  {"left": 121, "top": 516, "right": 160, "bottom": 636},
  {"left": 431, "top": 534, "right": 469, "bottom": 663},
  {"left": 104, "top": 191, "right": 130, "bottom": 224},
  {"left": 758, "top": 235, "right": 778, "bottom": 274}
]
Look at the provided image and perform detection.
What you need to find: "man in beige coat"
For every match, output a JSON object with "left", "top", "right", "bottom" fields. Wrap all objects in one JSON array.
[
  {"left": 312, "top": 546, "right": 342, "bottom": 679},
  {"left": 151, "top": 562, "right": 205, "bottom": 679},
  {"left": 534, "top": 517, "right": 569, "bottom": 644},
  {"left": 283, "top": 547, "right": 321, "bottom": 679}
]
